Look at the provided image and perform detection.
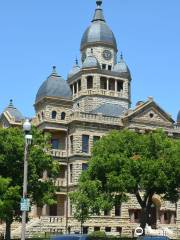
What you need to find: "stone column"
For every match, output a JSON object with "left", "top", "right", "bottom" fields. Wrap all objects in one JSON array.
[
  {"left": 170, "top": 212, "right": 175, "bottom": 224},
  {"left": 42, "top": 204, "right": 48, "bottom": 216},
  {"left": 76, "top": 81, "right": 79, "bottom": 93},
  {"left": 115, "top": 80, "right": 117, "bottom": 92},
  {"left": 72, "top": 85, "right": 75, "bottom": 96},
  {"left": 159, "top": 211, "right": 163, "bottom": 224},
  {"left": 107, "top": 78, "right": 109, "bottom": 90}
]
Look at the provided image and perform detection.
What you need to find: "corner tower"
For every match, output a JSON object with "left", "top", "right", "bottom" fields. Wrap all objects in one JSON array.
[{"left": 68, "top": 0, "right": 131, "bottom": 116}]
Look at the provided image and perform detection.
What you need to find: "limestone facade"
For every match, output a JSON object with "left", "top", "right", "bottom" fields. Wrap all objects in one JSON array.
[{"left": 0, "top": 0, "right": 180, "bottom": 238}]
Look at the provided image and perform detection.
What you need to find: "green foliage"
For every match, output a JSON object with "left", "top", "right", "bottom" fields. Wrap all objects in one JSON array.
[
  {"left": 0, "top": 127, "right": 59, "bottom": 224},
  {"left": 88, "top": 231, "right": 106, "bottom": 238},
  {"left": 71, "top": 129, "right": 180, "bottom": 227}
]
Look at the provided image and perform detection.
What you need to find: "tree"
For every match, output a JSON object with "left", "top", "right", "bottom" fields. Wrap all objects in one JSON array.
[
  {"left": 70, "top": 130, "right": 180, "bottom": 231},
  {"left": 0, "top": 127, "right": 59, "bottom": 240}
]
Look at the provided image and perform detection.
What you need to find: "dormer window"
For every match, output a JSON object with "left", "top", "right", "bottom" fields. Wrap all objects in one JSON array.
[
  {"left": 108, "top": 65, "right": 112, "bottom": 71},
  {"left": 52, "top": 111, "right": 57, "bottom": 119},
  {"left": 102, "top": 64, "right": 106, "bottom": 70}
]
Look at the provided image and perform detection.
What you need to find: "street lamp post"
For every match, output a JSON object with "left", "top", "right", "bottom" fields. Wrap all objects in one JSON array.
[{"left": 21, "top": 119, "right": 32, "bottom": 240}]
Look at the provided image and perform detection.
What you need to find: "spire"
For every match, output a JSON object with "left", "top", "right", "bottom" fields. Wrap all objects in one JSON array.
[{"left": 92, "top": 0, "right": 105, "bottom": 22}]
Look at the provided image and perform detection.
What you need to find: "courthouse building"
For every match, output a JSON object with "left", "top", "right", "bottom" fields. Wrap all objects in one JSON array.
[{"left": 1, "top": 0, "right": 180, "bottom": 238}]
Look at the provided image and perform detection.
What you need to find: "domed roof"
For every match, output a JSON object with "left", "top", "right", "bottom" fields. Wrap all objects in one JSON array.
[
  {"left": 68, "top": 59, "right": 80, "bottom": 78},
  {"left": 113, "top": 54, "right": 130, "bottom": 75},
  {"left": 3, "top": 99, "right": 24, "bottom": 122},
  {"left": 36, "top": 66, "right": 72, "bottom": 103},
  {"left": 82, "top": 54, "right": 100, "bottom": 69},
  {"left": 80, "top": 0, "right": 117, "bottom": 51},
  {"left": 177, "top": 110, "right": 180, "bottom": 122}
]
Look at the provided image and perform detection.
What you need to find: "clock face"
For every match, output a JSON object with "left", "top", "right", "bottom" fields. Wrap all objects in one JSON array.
[
  {"left": 81, "top": 52, "right": 86, "bottom": 63},
  {"left": 102, "top": 50, "right": 112, "bottom": 60}
]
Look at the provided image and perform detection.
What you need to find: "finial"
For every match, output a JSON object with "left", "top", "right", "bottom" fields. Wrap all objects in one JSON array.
[
  {"left": 75, "top": 57, "right": 78, "bottom": 66},
  {"left": 96, "top": 0, "right": 102, "bottom": 7},
  {"left": 9, "top": 99, "right": 14, "bottom": 108},
  {"left": 120, "top": 52, "right": 123, "bottom": 60},
  {"left": 52, "top": 66, "right": 57, "bottom": 75}
]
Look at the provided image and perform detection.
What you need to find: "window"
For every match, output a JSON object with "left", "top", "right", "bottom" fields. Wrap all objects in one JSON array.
[
  {"left": 104, "top": 209, "right": 111, "bottom": 216},
  {"left": 78, "top": 79, "right": 81, "bottom": 91},
  {"left": 49, "top": 204, "right": 57, "bottom": 216},
  {"left": 41, "top": 111, "right": 44, "bottom": 119},
  {"left": 108, "top": 65, "right": 112, "bottom": 70},
  {"left": 161, "top": 210, "right": 176, "bottom": 224},
  {"left": 82, "top": 163, "right": 88, "bottom": 171},
  {"left": 87, "top": 76, "right": 93, "bottom": 89},
  {"left": 94, "top": 227, "right": 100, "bottom": 232},
  {"left": 117, "top": 81, "right": 123, "bottom": 92},
  {"left": 149, "top": 113, "right": 154, "bottom": 118},
  {"left": 105, "top": 227, "right": 111, "bottom": 232},
  {"left": 100, "top": 77, "right": 107, "bottom": 90},
  {"left": 83, "top": 227, "right": 89, "bottom": 234},
  {"left": 115, "top": 204, "right": 121, "bottom": 216},
  {"left": 51, "top": 139, "right": 59, "bottom": 149},
  {"left": 129, "top": 209, "right": 141, "bottom": 223},
  {"left": 52, "top": 111, "right": 57, "bottom": 119},
  {"left": 109, "top": 78, "right": 115, "bottom": 91},
  {"left": 61, "top": 112, "right": 66, "bottom": 120},
  {"left": 74, "top": 83, "right": 77, "bottom": 94},
  {"left": 116, "top": 227, "right": 122, "bottom": 234},
  {"left": 93, "top": 136, "right": 100, "bottom": 145},
  {"left": 70, "top": 135, "right": 73, "bottom": 154},
  {"left": 70, "top": 164, "right": 73, "bottom": 183},
  {"left": 134, "top": 210, "right": 141, "bottom": 220},
  {"left": 57, "top": 165, "right": 66, "bottom": 178},
  {"left": 102, "top": 64, "right": 106, "bottom": 70},
  {"left": 82, "top": 135, "right": 89, "bottom": 153}
]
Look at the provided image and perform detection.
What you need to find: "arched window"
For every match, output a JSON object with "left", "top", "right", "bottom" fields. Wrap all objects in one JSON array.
[
  {"left": 61, "top": 112, "right": 66, "bottom": 120},
  {"left": 51, "top": 111, "right": 57, "bottom": 119}
]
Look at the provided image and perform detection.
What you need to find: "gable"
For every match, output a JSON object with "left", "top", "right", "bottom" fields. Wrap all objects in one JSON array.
[
  {"left": 133, "top": 107, "right": 173, "bottom": 125},
  {"left": 123, "top": 100, "right": 174, "bottom": 128}
]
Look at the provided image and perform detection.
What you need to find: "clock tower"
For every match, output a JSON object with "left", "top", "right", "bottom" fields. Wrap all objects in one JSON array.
[{"left": 67, "top": 0, "right": 131, "bottom": 114}]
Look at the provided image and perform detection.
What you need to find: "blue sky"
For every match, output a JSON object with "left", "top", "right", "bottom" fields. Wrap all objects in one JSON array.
[{"left": 0, "top": 0, "right": 180, "bottom": 120}]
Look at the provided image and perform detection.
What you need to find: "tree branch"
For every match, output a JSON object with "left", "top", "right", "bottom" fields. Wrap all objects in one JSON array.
[{"left": 135, "top": 190, "right": 144, "bottom": 208}]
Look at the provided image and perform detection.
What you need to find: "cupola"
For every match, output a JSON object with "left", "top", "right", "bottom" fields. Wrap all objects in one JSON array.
[
  {"left": 2, "top": 99, "right": 24, "bottom": 122},
  {"left": 68, "top": 58, "right": 80, "bottom": 78},
  {"left": 80, "top": 0, "right": 117, "bottom": 51},
  {"left": 82, "top": 54, "right": 100, "bottom": 69},
  {"left": 113, "top": 54, "right": 130, "bottom": 75}
]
